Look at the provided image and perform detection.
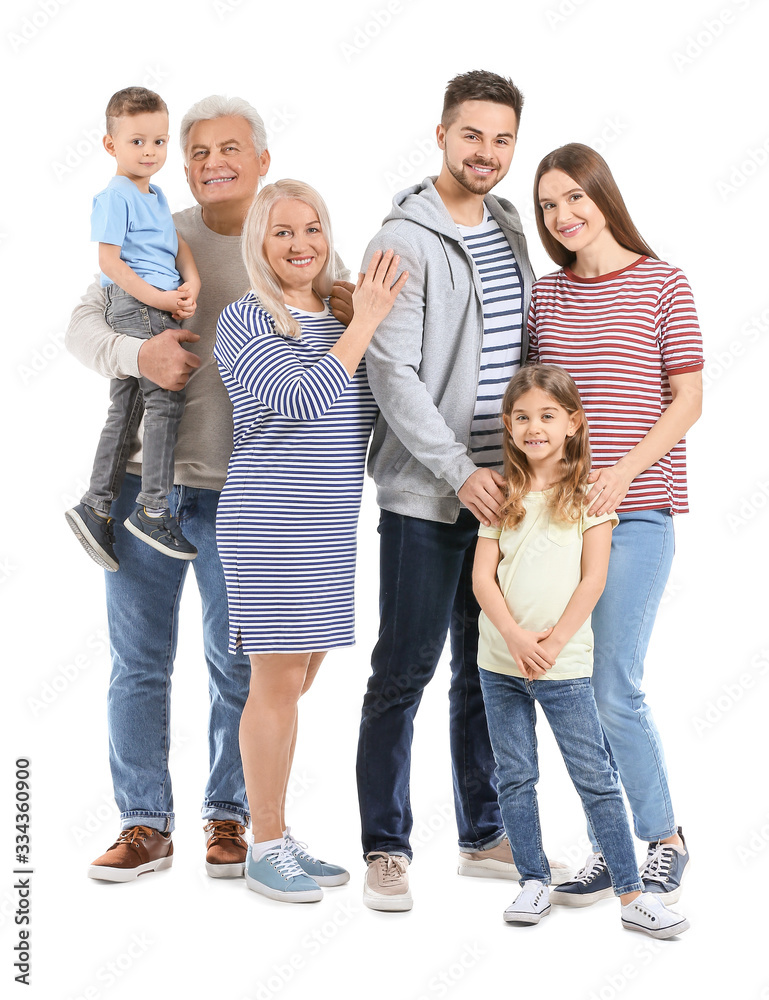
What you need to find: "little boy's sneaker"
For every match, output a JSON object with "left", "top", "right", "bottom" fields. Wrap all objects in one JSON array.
[
  {"left": 244, "top": 842, "right": 323, "bottom": 903},
  {"left": 458, "top": 836, "right": 573, "bottom": 885},
  {"left": 363, "top": 852, "right": 412, "bottom": 911},
  {"left": 550, "top": 853, "right": 615, "bottom": 907},
  {"left": 204, "top": 820, "right": 248, "bottom": 878},
  {"left": 621, "top": 891, "right": 690, "bottom": 939},
  {"left": 283, "top": 827, "right": 350, "bottom": 886},
  {"left": 65, "top": 503, "right": 119, "bottom": 571},
  {"left": 639, "top": 827, "right": 689, "bottom": 904},
  {"left": 124, "top": 507, "right": 197, "bottom": 560},
  {"left": 503, "top": 880, "right": 551, "bottom": 924}
]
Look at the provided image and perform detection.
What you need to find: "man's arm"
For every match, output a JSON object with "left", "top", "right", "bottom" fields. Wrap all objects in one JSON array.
[
  {"left": 364, "top": 232, "right": 478, "bottom": 495},
  {"left": 65, "top": 276, "right": 201, "bottom": 390}
]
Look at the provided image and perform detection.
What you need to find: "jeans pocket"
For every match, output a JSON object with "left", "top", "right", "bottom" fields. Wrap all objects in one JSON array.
[{"left": 105, "top": 287, "right": 152, "bottom": 337}]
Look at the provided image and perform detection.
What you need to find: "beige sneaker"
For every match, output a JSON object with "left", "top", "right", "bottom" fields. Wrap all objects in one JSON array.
[
  {"left": 458, "top": 836, "right": 574, "bottom": 885},
  {"left": 363, "top": 851, "right": 412, "bottom": 911}
]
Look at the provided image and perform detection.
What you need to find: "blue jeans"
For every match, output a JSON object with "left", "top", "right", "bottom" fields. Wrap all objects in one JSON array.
[
  {"left": 590, "top": 508, "right": 677, "bottom": 845},
  {"left": 480, "top": 671, "right": 643, "bottom": 895},
  {"left": 82, "top": 285, "right": 185, "bottom": 512},
  {"left": 105, "top": 473, "right": 251, "bottom": 833},
  {"left": 356, "top": 509, "right": 504, "bottom": 860}
]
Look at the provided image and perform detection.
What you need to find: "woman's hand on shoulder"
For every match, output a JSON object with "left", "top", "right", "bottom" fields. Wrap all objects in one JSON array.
[
  {"left": 585, "top": 463, "right": 633, "bottom": 516},
  {"left": 352, "top": 249, "right": 408, "bottom": 327}
]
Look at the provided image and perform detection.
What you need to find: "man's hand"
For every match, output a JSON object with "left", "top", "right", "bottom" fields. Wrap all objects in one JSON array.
[
  {"left": 458, "top": 467, "right": 506, "bottom": 526},
  {"left": 138, "top": 328, "right": 201, "bottom": 390},
  {"left": 329, "top": 280, "right": 355, "bottom": 327}
]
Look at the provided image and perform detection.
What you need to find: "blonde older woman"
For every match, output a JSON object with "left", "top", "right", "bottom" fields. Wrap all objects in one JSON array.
[{"left": 214, "top": 179, "right": 406, "bottom": 903}]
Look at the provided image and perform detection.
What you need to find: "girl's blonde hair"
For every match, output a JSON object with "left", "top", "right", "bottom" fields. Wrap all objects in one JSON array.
[
  {"left": 499, "top": 365, "right": 591, "bottom": 528},
  {"left": 242, "top": 179, "right": 335, "bottom": 339}
]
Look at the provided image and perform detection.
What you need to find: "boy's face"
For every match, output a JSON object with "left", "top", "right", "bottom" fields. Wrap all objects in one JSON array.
[{"left": 104, "top": 110, "right": 170, "bottom": 186}]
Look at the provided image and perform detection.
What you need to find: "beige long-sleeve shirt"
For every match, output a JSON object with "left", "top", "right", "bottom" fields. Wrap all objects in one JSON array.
[{"left": 66, "top": 205, "right": 349, "bottom": 491}]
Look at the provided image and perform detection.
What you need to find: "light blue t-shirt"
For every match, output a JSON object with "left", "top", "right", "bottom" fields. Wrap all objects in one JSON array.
[{"left": 91, "top": 175, "right": 180, "bottom": 290}]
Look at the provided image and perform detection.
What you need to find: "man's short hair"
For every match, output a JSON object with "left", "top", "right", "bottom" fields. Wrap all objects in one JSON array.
[
  {"left": 179, "top": 95, "right": 268, "bottom": 162},
  {"left": 105, "top": 87, "right": 168, "bottom": 135},
  {"left": 441, "top": 70, "right": 524, "bottom": 131}
]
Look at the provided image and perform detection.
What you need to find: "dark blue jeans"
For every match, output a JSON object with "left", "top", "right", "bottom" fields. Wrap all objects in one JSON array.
[{"left": 356, "top": 508, "right": 505, "bottom": 859}]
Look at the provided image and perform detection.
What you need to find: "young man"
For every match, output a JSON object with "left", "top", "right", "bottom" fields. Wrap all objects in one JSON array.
[
  {"left": 66, "top": 95, "right": 352, "bottom": 882},
  {"left": 356, "top": 71, "right": 570, "bottom": 911}
]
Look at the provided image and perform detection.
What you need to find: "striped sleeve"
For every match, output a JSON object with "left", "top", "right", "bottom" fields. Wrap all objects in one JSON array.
[
  {"left": 216, "top": 300, "right": 350, "bottom": 421},
  {"left": 657, "top": 269, "right": 705, "bottom": 374},
  {"left": 526, "top": 288, "right": 540, "bottom": 364}
]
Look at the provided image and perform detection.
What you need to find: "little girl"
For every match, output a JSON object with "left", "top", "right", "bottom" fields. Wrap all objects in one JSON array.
[{"left": 473, "top": 364, "right": 689, "bottom": 938}]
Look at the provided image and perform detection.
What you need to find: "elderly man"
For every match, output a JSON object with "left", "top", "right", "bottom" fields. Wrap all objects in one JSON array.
[{"left": 66, "top": 95, "right": 351, "bottom": 882}]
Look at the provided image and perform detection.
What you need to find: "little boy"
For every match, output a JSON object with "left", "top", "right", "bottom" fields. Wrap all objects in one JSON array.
[{"left": 66, "top": 87, "right": 201, "bottom": 569}]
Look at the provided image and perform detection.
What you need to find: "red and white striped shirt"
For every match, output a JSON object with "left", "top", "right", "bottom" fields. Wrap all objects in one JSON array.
[{"left": 528, "top": 256, "right": 704, "bottom": 514}]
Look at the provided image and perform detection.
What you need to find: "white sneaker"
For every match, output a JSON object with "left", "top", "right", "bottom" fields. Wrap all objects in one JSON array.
[
  {"left": 363, "top": 852, "right": 412, "bottom": 912},
  {"left": 621, "top": 891, "right": 690, "bottom": 939},
  {"left": 503, "top": 880, "right": 551, "bottom": 924}
]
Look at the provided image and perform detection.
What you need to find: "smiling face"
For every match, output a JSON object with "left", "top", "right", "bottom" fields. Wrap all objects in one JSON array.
[
  {"left": 184, "top": 114, "right": 270, "bottom": 213},
  {"left": 104, "top": 111, "right": 169, "bottom": 190},
  {"left": 264, "top": 198, "right": 329, "bottom": 303},
  {"left": 537, "top": 168, "right": 613, "bottom": 257},
  {"left": 437, "top": 99, "right": 518, "bottom": 196},
  {"left": 504, "top": 386, "right": 580, "bottom": 467}
]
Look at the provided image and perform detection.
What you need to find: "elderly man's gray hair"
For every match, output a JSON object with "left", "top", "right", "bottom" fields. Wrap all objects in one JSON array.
[{"left": 179, "top": 95, "right": 267, "bottom": 160}]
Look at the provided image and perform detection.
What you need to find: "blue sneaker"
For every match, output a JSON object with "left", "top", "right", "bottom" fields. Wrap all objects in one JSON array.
[
  {"left": 124, "top": 507, "right": 197, "bottom": 561},
  {"left": 283, "top": 828, "right": 350, "bottom": 886},
  {"left": 550, "top": 853, "right": 615, "bottom": 907},
  {"left": 244, "top": 842, "right": 323, "bottom": 903},
  {"left": 65, "top": 503, "right": 119, "bottom": 571},
  {"left": 640, "top": 827, "right": 689, "bottom": 904}
]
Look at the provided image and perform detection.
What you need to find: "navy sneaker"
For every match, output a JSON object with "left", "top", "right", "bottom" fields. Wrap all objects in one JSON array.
[
  {"left": 640, "top": 827, "right": 689, "bottom": 904},
  {"left": 65, "top": 503, "right": 119, "bottom": 571},
  {"left": 550, "top": 852, "right": 615, "bottom": 907},
  {"left": 124, "top": 507, "right": 197, "bottom": 560}
]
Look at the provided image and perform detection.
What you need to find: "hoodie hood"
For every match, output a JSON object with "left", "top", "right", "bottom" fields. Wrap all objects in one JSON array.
[{"left": 383, "top": 175, "right": 526, "bottom": 243}]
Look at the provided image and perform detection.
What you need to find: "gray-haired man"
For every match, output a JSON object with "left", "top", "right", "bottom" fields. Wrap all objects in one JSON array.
[{"left": 66, "top": 96, "right": 352, "bottom": 881}]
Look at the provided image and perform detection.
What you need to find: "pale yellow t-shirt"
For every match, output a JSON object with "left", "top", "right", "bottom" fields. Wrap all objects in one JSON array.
[{"left": 478, "top": 491, "right": 618, "bottom": 680}]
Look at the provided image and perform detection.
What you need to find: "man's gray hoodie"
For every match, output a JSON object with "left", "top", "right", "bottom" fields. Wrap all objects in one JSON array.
[{"left": 364, "top": 176, "right": 534, "bottom": 524}]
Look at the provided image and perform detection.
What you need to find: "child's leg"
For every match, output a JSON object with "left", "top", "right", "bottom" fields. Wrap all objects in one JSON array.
[
  {"left": 135, "top": 308, "right": 185, "bottom": 511},
  {"left": 535, "top": 678, "right": 643, "bottom": 897},
  {"left": 478, "top": 669, "right": 550, "bottom": 883},
  {"left": 82, "top": 375, "right": 144, "bottom": 512}
]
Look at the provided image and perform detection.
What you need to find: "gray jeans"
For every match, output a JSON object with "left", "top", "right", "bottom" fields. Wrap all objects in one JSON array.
[{"left": 81, "top": 285, "right": 185, "bottom": 512}]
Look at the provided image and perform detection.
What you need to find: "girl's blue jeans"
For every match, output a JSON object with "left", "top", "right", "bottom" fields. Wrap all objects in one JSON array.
[{"left": 480, "top": 670, "right": 643, "bottom": 895}]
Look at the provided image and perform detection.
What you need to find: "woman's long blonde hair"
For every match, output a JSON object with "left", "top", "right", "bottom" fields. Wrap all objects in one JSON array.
[
  {"left": 241, "top": 179, "right": 336, "bottom": 339},
  {"left": 499, "top": 365, "right": 591, "bottom": 528}
]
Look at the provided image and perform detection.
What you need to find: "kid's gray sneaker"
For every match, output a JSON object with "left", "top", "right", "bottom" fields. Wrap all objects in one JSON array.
[
  {"left": 124, "top": 507, "right": 197, "bottom": 560},
  {"left": 65, "top": 503, "right": 119, "bottom": 571}
]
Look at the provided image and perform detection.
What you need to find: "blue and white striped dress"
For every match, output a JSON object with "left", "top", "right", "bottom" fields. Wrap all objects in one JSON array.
[{"left": 214, "top": 292, "right": 377, "bottom": 653}]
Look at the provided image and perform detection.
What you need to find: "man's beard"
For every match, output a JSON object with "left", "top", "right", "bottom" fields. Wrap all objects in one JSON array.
[{"left": 445, "top": 156, "right": 499, "bottom": 195}]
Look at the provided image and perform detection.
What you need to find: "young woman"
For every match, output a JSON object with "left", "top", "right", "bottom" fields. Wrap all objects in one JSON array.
[
  {"left": 528, "top": 143, "right": 703, "bottom": 905},
  {"left": 473, "top": 364, "right": 688, "bottom": 937},
  {"left": 214, "top": 180, "right": 406, "bottom": 903}
]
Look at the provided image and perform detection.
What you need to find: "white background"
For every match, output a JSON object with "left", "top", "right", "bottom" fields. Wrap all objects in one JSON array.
[{"left": 2, "top": 0, "right": 767, "bottom": 997}]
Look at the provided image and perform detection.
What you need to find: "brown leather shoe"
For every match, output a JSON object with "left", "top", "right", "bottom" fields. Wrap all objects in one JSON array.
[
  {"left": 204, "top": 820, "right": 248, "bottom": 878},
  {"left": 88, "top": 825, "right": 173, "bottom": 882}
]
